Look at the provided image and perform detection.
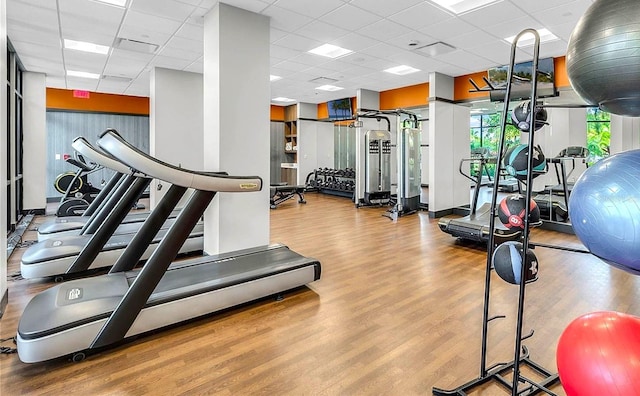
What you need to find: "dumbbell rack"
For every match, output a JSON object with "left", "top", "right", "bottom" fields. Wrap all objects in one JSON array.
[
  {"left": 433, "top": 29, "right": 559, "bottom": 396},
  {"left": 307, "top": 168, "right": 355, "bottom": 199}
]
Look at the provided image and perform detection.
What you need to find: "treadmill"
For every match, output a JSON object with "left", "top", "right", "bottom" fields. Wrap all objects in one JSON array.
[
  {"left": 21, "top": 137, "right": 203, "bottom": 280},
  {"left": 438, "top": 150, "right": 521, "bottom": 244},
  {"left": 17, "top": 129, "right": 321, "bottom": 363},
  {"left": 37, "top": 138, "right": 182, "bottom": 241}
]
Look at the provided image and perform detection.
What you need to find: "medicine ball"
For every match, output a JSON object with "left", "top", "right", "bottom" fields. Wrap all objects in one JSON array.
[
  {"left": 503, "top": 144, "right": 546, "bottom": 181},
  {"left": 498, "top": 194, "right": 540, "bottom": 229},
  {"left": 511, "top": 100, "right": 547, "bottom": 132},
  {"left": 492, "top": 241, "right": 539, "bottom": 285}
]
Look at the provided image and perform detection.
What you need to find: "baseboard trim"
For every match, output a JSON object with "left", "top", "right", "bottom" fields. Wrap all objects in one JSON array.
[
  {"left": 23, "top": 208, "right": 46, "bottom": 216},
  {"left": 429, "top": 208, "right": 454, "bottom": 218}
]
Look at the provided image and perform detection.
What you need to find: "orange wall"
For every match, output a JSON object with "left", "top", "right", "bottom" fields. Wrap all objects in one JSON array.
[
  {"left": 379, "top": 83, "right": 428, "bottom": 110},
  {"left": 46, "top": 88, "right": 149, "bottom": 115},
  {"left": 454, "top": 71, "right": 491, "bottom": 101},
  {"left": 270, "top": 105, "right": 285, "bottom": 121},
  {"left": 554, "top": 56, "right": 570, "bottom": 88}
]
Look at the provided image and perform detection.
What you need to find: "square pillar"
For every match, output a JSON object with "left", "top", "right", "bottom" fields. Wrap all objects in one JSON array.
[{"left": 203, "top": 4, "right": 270, "bottom": 254}]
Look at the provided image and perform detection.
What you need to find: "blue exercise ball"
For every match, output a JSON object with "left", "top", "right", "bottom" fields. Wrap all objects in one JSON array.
[
  {"left": 566, "top": 0, "right": 640, "bottom": 116},
  {"left": 569, "top": 149, "right": 640, "bottom": 274}
]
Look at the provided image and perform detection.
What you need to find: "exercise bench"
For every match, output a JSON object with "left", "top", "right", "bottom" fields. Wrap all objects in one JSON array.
[{"left": 270, "top": 184, "right": 306, "bottom": 209}]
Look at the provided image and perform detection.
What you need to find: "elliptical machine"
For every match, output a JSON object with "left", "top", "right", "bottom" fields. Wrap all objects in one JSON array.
[{"left": 53, "top": 154, "right": 102, "bottom": 217}]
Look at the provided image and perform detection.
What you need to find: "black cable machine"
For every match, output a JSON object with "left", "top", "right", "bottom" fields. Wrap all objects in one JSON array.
[
  {"left": 16, "top": 129, "right": 321, "bottom": 363},
  {"left": 433, "top": 29, "right": 560, "bottom": 395}
]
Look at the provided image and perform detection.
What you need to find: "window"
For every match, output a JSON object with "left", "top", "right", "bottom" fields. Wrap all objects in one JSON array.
[
  {"left": 470, "top": 112, "right": 520, "bottom": 176},
  {"left": 586, "top": 108, "right": 610, "bottom": 164}
]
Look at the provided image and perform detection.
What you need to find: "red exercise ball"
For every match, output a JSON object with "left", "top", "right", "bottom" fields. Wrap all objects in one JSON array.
[
  {"left": 497, "top": 194, "right": 540, "bottom": 230},
  {"left": 556, "top": 311, "right": 640, "bottom": 396}
]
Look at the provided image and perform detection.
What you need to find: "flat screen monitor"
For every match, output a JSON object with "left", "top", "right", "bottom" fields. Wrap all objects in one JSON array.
[
  {"left": 488, "top": 57, "right": 557, "bottom": 102},
  {"left": 327, "top": 98, "right": 353, "bottom": 120}
]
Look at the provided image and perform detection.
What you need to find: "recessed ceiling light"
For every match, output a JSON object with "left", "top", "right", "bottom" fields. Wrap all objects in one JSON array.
[
  {"left": 384, "top": 65, "right": 421, "bottom": 76},
  {"left": 270, "top": 75, "right": 282, "bottom": 82},
  {"left": 64, "top": 39, "right": 109, "bottom": 55},
  {"left": 272, "top": 97, "right": 296, "bottom": 103},
  {"left": 93, "top": 0, "right": 128, "bottom": 7},
  {"left": 308, "top": 44, "right": 352, "bottom": 59},
  {"left": 504, "top": 28, "right": 559, "bottom": 47},
  {"left": 429, "top": 0, "right": 502, "bottom": 15},
  {"left": 67, "top": 70, "right": 101, "bottom": 79},
  {"left": 315, "top": 85, "right": 344, "bottom": 92}
]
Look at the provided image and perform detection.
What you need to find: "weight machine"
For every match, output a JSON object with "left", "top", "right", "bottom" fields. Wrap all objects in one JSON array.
[{"left": 354, "top": 109, "right": 422, "bottom": 218}]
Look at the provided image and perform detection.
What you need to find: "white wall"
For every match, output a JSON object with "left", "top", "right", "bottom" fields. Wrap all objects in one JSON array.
[
  {"left": 530, "top": 106, "right": 588, "bottom": 191},
  {"left": 297, "top": 120, "right": 334, "bottom": 185},
  {"left": 150, "top": 67, "right": 203, "bottom": 208},
  {"left": 428, "top": 72, "right": 470, "bottom": 215},
  {"left": 203, "top": 4, "right": 270, "bottom": 254},
  {"left": 610, "top": 115, "right": 640, "bottom": 154},
  {"left": 22, "top": 72, "right": 47, "bottom": 212},
  {"left": 1, "top": 0, "right": 7, "bottom": 314}
]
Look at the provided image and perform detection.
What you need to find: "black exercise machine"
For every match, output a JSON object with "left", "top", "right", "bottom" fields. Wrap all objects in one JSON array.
[
  {"left": 438, "top": 148, "right": 520, "bottom": 244},
  {"left": 54, "top": 155, "right": 102, "bottom": 217},
  {"left": 269, "top": 183, "right": 306, "bottom": 209}
]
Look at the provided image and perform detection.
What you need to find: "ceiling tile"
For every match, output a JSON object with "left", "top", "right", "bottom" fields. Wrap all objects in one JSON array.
[
  {"left": 122, "top": 9, "right": 183, "bottom": 36},
  {"left": 130, "top": 0, "right": 197, "bottom": 22},
  {"left": 184, "top": 59, "right": 204, "bottom": 74},
  {"left": 329, "top": 33, "right": 379, "bottom": 53},
  {"left": 165, "top": 36, "right": 203, "bottom": 53},
  {"left": 387, "top": 2, "right": 453, "bottom": 31},
  {"left": 349, "top": 0, "right": 423, "bottom": 17},
  {"left": 295, "top": 20, "right": 351, "bottom": 43},
  {"left": 261, "top": 5, "right": 314, "bottom": 32},
  {"left": 419, "top": 17, "right": 476, "bottom": 42},
  {"left": 357, "top": 19, "right": 413, "bottom": 42},
  {"left": 274, "top": 34, "right": 322, "bottom": 52},
  {"left": 151, "top": 54, "right": 195, "bottom": 70},
  {"left": 219, "top": 0, "right": 271, "bottom": 13},
  {"left": 175, "top": 23, "right": 204, "bottom": 41},
  {"left": 272, "top": 0, "right": 345, "bottom": 18},
  {"left": 319, "top": 4, "right": 381, "bottom": 31}
]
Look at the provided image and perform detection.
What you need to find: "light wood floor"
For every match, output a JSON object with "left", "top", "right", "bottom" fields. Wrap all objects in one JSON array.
[{"left": 2, "top": 193, "right": 640, "bottom": 395}]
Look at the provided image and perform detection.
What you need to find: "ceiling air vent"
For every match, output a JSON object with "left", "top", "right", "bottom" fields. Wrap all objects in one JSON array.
[
  {"left": 116, "top": 38, "right": 159, "bottom": 54},
  {"left": 309, "top": 76, "right": 339, "bottom": 85},
  {"left": 101, "top": 75, "right": 133, "bottom": 83},
  {"left": 413, "top": 41, "right": 456, "bottom": 57}
]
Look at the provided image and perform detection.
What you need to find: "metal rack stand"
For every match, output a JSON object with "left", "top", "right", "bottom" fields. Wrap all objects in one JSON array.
[{"left": 432, "top": 28, "right": 560, "bottom": 396}]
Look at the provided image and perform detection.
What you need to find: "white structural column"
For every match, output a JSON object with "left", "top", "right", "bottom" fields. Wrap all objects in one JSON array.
[
  {"left": 203, "top": 4, "right": 270, "bottom": 254},
  {"left": 150, "top": 67, "right": 203, "bottom": 208},
  {"left": 0, "top": 0, "right": 8, "bottom": 315},
  {"left": 22, "top": 72, "right": 47, "bottom": 213},
  {"left": 532, "top": 106, "right": 588, "bottom": 191},
  {"left": 428, "top": 72, "right": 470, "bottom": 217},
  {"left": 610, "top": 115, "right": 640, "bottom": 155}
]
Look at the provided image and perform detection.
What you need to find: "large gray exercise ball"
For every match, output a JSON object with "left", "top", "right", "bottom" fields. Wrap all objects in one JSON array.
[{"left": 566, "top": 0, "right": 640, "bottom": 116}]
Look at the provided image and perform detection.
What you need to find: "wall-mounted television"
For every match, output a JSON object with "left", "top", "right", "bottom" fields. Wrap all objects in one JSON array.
[
  {"left": 487, "top": 57, "right": 557, "bottom": 102},
  {"left": 327, "top": 98, "right": 353, "bottom": 120}
]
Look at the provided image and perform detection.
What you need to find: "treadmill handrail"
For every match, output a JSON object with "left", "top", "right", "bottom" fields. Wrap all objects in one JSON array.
[
  {"left": 97, "top": 129, "right": 262, "bottom": 192},
  {"left": 72, "top": 137, "right": 141, "bottom": 176}
]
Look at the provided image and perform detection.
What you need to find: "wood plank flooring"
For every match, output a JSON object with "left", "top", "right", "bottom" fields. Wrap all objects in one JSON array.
[{"left": 2, "top": 193, "right": 640, "bottom": 395}]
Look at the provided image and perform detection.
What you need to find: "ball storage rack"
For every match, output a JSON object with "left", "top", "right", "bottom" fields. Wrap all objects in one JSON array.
[{"left": 432, "top": 29, "right": 560, "bottom": 396}]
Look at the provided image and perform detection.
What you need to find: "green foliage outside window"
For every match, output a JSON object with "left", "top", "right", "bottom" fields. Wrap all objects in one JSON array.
[
  {"left": 470, "top": 113, "right": 521, "bottom": 177},
  {"left": 586, "top": 108, "right": 610, "bottom": 165}
]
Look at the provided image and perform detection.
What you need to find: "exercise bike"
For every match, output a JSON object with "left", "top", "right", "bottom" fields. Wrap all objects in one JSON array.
[{"left": 53, "top": 154, "right": 102, "bottom": 217}]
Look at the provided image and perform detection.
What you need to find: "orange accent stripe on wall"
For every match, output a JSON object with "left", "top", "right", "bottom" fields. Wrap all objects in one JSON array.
[
  {"left": 554, "top": 56, "right": 570, "bottom": 88},
  {"left": 270, "top": 105, "right": 285, "bottom": 121},
  {"left": 454, "top": 72, "right": 490, "bottom": 101},
  {"left": 317, "top": 102, "right": 328, "bottom": 120},
  {"left": 46, "top": 88, "right": 149, "bottom": 115},
  {"left": 379, "top": 83, "right": 428, "bottom": 110}
]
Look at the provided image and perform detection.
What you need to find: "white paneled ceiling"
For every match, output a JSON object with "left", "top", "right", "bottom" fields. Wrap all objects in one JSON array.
[{"left": 6, "top": 0, "right": 594, "bottom": 103}]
